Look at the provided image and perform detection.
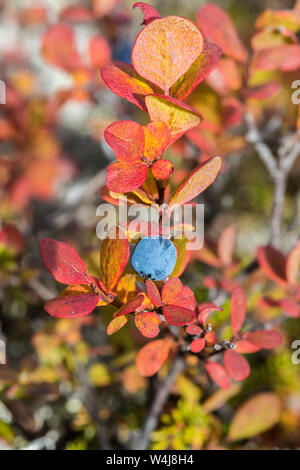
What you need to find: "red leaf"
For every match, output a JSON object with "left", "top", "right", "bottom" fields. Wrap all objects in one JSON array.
[
  {"left": 39, "top": 238, "right": 90, "bottom": 285},
  {"left": 186, "top": 324, "right": 202, "bottom": 335},
  {"left": 231, "top": 286, "right": 247, "bottom": 335},
  {"left": 41, "top": 24, "right": 81, "bottom": 71},
  {"left": 205, "top": 362, "right": 231, "bottom": 389},
  {"left": 100, "top": 227, "right": 129, "bottom": 292},
  {"left": 223, "top": 350, "right": 250, "bottom": 382},
  {"left": 163, "top": 305, "right": 195, "bottom": 326},
  {"left": 107, "top": 316, "right": 128, "bottom": 335},
  {"left": 190, "top": 338, "right": 205, "bottom": 353},
  {"left": 104, "top": 121, "right": 144, "bottom": 162},
  {"left": 146, "top": 279, "right": 162, "bottom": 307},
  {"left": 89, "top": 35, "right": 111, "bottom": 69},
  {"left": 280, "top": 298, "right": 300, "bottom": 318},
  {"left": 114, "top": 293, "right": 146, "bottom": 317},
  {"left": 217, "top": 224, "right": 236, "bottom": 267},
  {"left": 133, "top": 2, "right": 161, "bottom": 25},
  {"left": 44, "top": 294, "right": 99, "bottom": 318},
  {"left": 135, "top": 311, "right": 161, "bottom": 338},
  {"left": 242, "top": 82, "right": 280, "bottom": 100},
  {"left": 253, "top": 45, "right": 300, "bottom": 72},
  {"left": 168, "top": 156, "right": 222, "bottom": 209},
  {"left": 257, "top": 245, "right": 287, "bottom": 287},
  {"left": 59, "top": 6, "right": 94, "bottom": 22},
  {"left": 235, "top": 340, "right": 261, "bottom": 354},
  {"left": 145, "top": 95, "right": 202, "bottom": 144},
  {"left": 132, "top": 16, "right": 204, "bottom": 94},
  {"left": 136, "top": 339, "right": 171, "bottom": 376},
  {"left": 197, "top": 302, "right": 223, "bottom": 325},
  {"left": 170, "top": 42, "right": 222, "bottom": 100},
  {"left": 100, "top": 61, "right": 156, "bottom": 110},
  {"left": 171, "top": 286, "right": 196, "bottom": 310},
  {"left": 162, "top": 278, "right": 182, "bottom": 304},
  {"left": 106, "top": 161, "right": 148, "bottom": 193},
  {"left": 151, "top": 160, "right": 174, "bottom": 180},
  {"left": 196, "top": 4, "right": 247, "bottom": 63},
  {"left": 286, "top": 240, "right": 300, "bottom": 286},
  {"left": 245, "top": 330, "right": 282, "bottom": 349}
]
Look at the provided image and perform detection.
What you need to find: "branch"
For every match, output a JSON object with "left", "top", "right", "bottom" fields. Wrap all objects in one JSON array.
[
  {"left": 76, "top": 363, "right": 112, "bottom": 450},
  {"left": 134, "top": 355, "right": 185, "bottom": 450},
  {"left": 245, "top": 112, "right": 278, "bottom": 179}
]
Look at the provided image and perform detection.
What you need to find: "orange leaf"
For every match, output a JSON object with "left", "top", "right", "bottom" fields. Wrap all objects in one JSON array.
[
  {"left": 151, "top": 160, "right": 174, "bottom": 180},
  {"left": 162, "top": 278, "right": 182, "bottom": 304},
  {"left": 132, "top": 16, "right": 204, "bottom": 94},
  {"left": 163, "top": 305, "right": 195, "bottom": 326},
  {"left": 143, "top": 121, "right": 170, "bottom": 161},
  {"left": 41, "top": 24, "right": 81, "bottom": 72},
  {"left": 205, "top": 362, "right": 231, "bottom": 389},
  {"left": 286, "top": 240, "right": 300, "bottom": 286},
  {"left": 136, "top": 339, "right": 171, "bottom": 376},
  {"left": 168, "top": 156, "right": 222, "bottom": 209},
  {"left": 228, "top": 393, "right": 281, "bottom": 441},
  {"left": 100, "top": 61, "right": 156, "bottom": 110},
  {"left": 106, "top": 161, "right": 148, "bottom": 193},
  {"left": 89, "top": 35, "right": 111, "bottom": 69},
  {"left": 170, "top": 42, "right": 222, "bottom": 100},
  {"left": 135, "top": 311, "right": 161, "bottom": 338},
  {"left": 196, "top": 4, "right": 247, "bottom": 63},
  {"left": 59, "top": 6, "right": 94, "bottom": 22},
  {"left": 145, "top": 95, "right": 202, "bottom": 144},
  {"left": 255, "top": 9, "right": 300, "bottom": 33},
  {"left": 230, "top": 286, "right": 247, "bottom": 335},
  {"left": 104, "top": 121, "right": 144, "bottom": 162},
  {"left": 223, "top": 350, "right": 250, "bottom": 382},
  {"left": 100, "top": 227, "right": 129, "bottom": 292},
  {"left": 107, "top": 316, "right": 128, "bottom": 335},
  {"left": 170, "top": 237, "right": 192, "bottom": 278}
]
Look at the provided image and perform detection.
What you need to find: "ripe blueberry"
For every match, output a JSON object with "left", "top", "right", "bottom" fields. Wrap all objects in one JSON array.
[{"left": 131, "top": 236, "right": 177, "bottom": 281}]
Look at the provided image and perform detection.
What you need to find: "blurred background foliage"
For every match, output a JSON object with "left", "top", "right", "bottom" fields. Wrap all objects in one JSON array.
[{"left": 0, "top": 0, "right": 300, "bottom": 450}]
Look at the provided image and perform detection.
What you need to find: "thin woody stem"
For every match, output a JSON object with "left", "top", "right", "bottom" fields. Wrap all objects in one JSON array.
[{"left": 134, "top": 355, "right": 185, "bottom": 450}]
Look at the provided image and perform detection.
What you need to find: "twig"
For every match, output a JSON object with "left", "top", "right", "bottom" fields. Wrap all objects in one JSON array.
[
  {"left": 133, "top": 355, "right": 185, "bottom": 450},
  {"left": 76, "top": 363, "right": 112, "bottom": 450},
  {"left": 245, "top": 113, "right": 300, "bottom": 247},
  {"left": 245, "top": 112, "right": 278, "bottom": 179}
]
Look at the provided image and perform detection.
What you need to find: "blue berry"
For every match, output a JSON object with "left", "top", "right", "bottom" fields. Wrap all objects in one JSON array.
[{"left": 131, "top": 236, "right": 177, "bottom": 281}]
